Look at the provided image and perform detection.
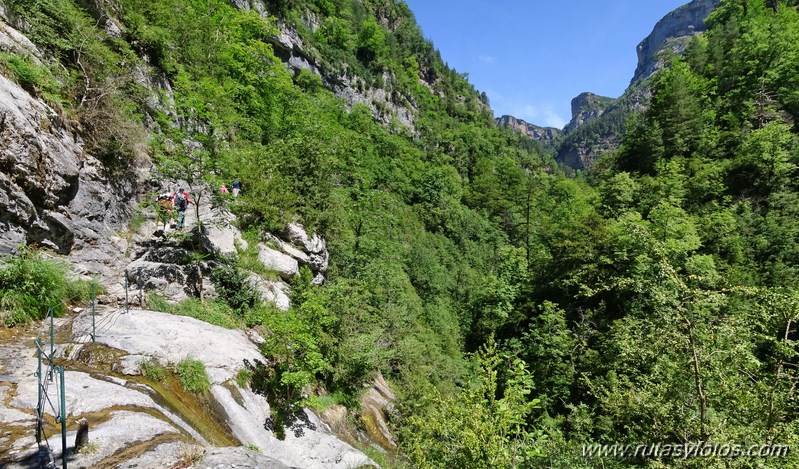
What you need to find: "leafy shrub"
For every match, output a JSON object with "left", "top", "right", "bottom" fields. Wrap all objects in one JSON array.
[
  {"left": 401, "top": 341, "right": 544, "bottom": 468},
  {"left": 210, "top": 255, "right": 261, "bottom": 313},
  {"left": 294, "top": 68, "right": 324, "bottom": 92},
  {"left": 175, "top": 357, "right": 211, "bottom": 394},
  {"left": 0, "top": 52, "right": 59, "bottom": 98},
  {"left": 246, "top": 305, "right": 330, "bottom": 439},
  {"left": 0, "top": 249, "right": 96, "bottom": 326}
]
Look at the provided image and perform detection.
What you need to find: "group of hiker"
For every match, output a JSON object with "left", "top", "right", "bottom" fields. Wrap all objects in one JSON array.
[
  {"left": 155, "top": 181, "right": 241, "bottom": 230},
  {"left": 218, "top": 180, "right": 242, "bottom": 197}
]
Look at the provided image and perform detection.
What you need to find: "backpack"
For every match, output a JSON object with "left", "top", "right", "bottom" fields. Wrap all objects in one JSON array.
[{"left": 174, "top": 192, "right": 187, "bottom": 210}]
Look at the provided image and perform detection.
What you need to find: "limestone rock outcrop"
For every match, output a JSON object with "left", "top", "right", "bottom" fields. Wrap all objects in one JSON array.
[
  {"left": 259, "top": 222, "right": 330, "bottom": 286},
  {"left": 359, "top": 372, "right": 398, "bottom": 451},
  {"left": 551, "top": 0, "right": 718, "bottom": 169},
  {"left": 0, "top": 17, "right": 146, "bottom": 285},
  {"left": 230, "top": 1, "right": 417, "bottom": 132},
  {"left": 561, "top": 92, "right": 616, "bottom": 134},
  {"left": 495, "top": 115, "right": 561, "bottom": 142},
  {"left": 0, "top": 73, "right": 145, "bottom": 278},
  {"left": 118, "top": 200, "right": 329, "bottom": 311},
  {"left": 500, "top": 0, "right": 719, "bottom": 170},
  {"left": 632, "top": 0, "right": 720, "bottom": 84},
  {"left": 0, "top": 308, "right": 376, "bottom": 468}
]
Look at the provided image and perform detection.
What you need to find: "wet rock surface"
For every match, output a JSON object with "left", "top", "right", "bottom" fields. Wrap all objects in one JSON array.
[{"left": 0, "top": 308, "right": 376, "bottom": 468}]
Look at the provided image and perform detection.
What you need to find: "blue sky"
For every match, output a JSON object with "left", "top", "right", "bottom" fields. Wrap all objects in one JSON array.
[{"left": 402, "top": 0, "right": 690, "bottom": 129}]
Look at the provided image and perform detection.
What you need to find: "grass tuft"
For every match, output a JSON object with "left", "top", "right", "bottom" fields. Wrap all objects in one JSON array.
[
  {"left": 147, "top": 294, "right": 239, "bottom": 329},
  {"left": 175, "top": 357, "right": 211, "bottom": 394},
  {"left": 141, "top": 358, "right": 168, "bottom": 382}
]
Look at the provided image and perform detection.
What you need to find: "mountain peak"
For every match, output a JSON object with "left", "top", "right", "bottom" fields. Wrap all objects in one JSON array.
[{"left": 632, "top": 0, "right": 720, "bottom": 84}]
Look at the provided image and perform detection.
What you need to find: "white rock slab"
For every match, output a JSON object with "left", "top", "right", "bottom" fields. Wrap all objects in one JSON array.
[
  {"left": 71, "top": 309, "right": 261, "bottom": 384},
  {"left": 48, "top": 410, "right": 180, "bottom": 469}
]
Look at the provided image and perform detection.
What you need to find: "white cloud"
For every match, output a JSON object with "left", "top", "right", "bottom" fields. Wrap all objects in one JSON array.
[
  {"left": 512, "top": 104, "right": 540, "bottom": 122},
  {"left": 489, "top": 92, "right": 569, "bottom": 129},
  {"left": 541, "top": 110, "right": 568, "bottom": 129},
  {"left": 477, "top": 55, "right": 495, "bottom": 64}
]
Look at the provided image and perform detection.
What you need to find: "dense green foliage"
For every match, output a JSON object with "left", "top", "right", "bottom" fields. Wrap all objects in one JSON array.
[
  {"left": 0, "top": 250, "right": 97, "bottom": 326},
  {"left": 401, "top": 339, "right": 544, "bottom": 468},
  {"left": 6, "top": 0, "right": 799, "bottom": 466}
]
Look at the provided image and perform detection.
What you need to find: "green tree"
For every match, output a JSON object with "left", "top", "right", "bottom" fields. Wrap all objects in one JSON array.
[{"left": 402, "top": 340, "right": 544, "bottom": 469}]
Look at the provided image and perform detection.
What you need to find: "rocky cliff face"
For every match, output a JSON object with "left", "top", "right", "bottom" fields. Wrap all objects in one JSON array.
[
  {"left": 233, "top": 0, "right": 419, "bottom": 133},
  {"left": 0, "top": 9, "right": 376, "bottom": 468},
  {"left": 555, "top": 85, "right": 651, "bottom": 170},
  {"left": 553, "top": 0, "right": 719, "bottom": 169},
  {"left": 0, "top": 26, "right": 145, "bottom": 276},
  {"left": 495, "top": 115, "right": 560, "bottom": 141},
  {"left": 562, "top": 92, "right": 616, "bottom": 133},
  {"left": 631, "top": 0, "right": 720, "bottom": 84},
  {"left": 499, "top": 0, "right": 720, "bottom": 170}
]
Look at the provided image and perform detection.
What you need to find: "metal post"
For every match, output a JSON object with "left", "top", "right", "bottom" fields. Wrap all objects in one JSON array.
[
  {"left": 91, "top": 283, "right": 95, "bottom": 342},
  {"left": 49, "top": 307, "right": 54, "bottom": 358},
  {"left": 36, "top": 339, "right": 42, "bottom": 444},
  {"left": 59, "top": 366, "right": 67, "bottom": 469},
  {"left": 49, "top": 308, "right": 54, "bottom": 381},
  {"left": 124, "top": 270, "right": 129, "bottom": 313}
]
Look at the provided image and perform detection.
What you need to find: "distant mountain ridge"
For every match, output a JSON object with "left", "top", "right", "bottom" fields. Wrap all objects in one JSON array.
[
  {"left": 497, "top": 0, "right": 720, "bottom": 169},
  {"left": 495, "top": 115, "right": 560, "bottom": 142}
]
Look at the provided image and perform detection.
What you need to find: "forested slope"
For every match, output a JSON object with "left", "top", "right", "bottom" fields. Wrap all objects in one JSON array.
[{"left": 2, "top": 0, "right": 799, "bottom": 467}]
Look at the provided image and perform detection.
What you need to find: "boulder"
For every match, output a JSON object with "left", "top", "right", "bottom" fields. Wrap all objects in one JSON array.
[
  {"left": 250, "top": 275, "right": 291, "bottom": 311},
  {"left": 263, "top": 233, "right": 309, "bottom": 263},
  {"left": 284, "top": 223, "right": 326, "bottom": 254},
  {"left": 258, "top": 244, "right": 299, "bottom": 280},
  {"left": 200, "top": 210, "right": 248, "bottom": 256},
  {"left": 125, "top": 259, "right": 193, "bottom": 302},
  {"left": 308, "top": 250, "right": 329, "bottom": 273},
  {"left": 263, "top": 229, "right": 328, "bottom": 275},
  {"left": 311, "top": 272, "right": 326, "bottom": 286}
]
